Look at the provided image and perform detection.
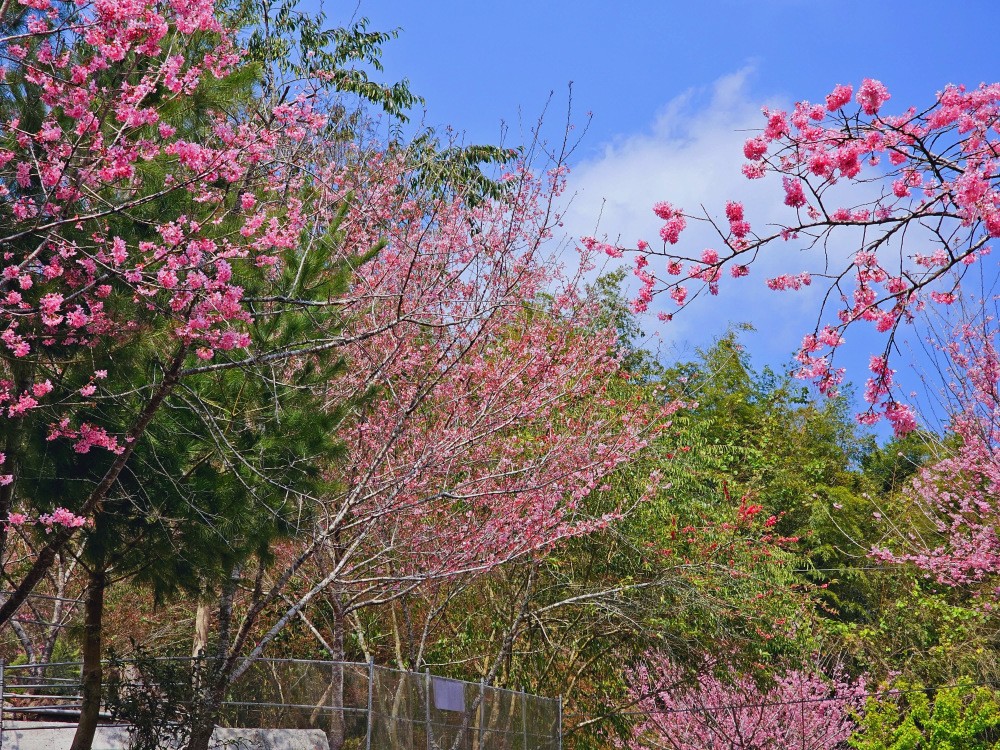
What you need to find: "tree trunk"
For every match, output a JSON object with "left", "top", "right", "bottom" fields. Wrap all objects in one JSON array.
[
  {"left": 192, "top": 597, "right": 210, "bottom": 658},
  {"left": 69, "top": 569, "right": 106, "bottom": 750},
  {"left": 185, "top": 567, "right": 239, "bottom": 750},
  {"left": 327, "top": 596, "right": 346, "bottom": 750},
  {"left": 185, "top": 679, "right": 223, "bottom": 750}
]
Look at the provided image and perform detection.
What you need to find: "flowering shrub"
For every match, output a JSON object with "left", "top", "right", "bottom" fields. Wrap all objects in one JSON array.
[{"left": 623, "top": 654, "right": 865, "bottom": 750}]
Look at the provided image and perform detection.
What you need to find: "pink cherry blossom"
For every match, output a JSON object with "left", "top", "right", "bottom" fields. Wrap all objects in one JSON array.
[
  {"left": 622, "top": 654, "right": 865, "bottom": 750},
  {"left": 825, "top": 83, "right": 854, "bottom": 111},
  {"left": 856, "top": 77, "right": 891, "bottom": 115}
]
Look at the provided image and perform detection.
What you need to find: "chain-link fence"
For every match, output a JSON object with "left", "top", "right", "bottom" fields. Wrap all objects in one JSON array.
[{"left": 0, "top": 658, "right": 562, "bottom": 750}]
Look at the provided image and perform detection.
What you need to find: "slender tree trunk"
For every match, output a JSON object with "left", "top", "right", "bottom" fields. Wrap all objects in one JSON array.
[
  {"left": 185, "top": 567, "right": 239, "bottom": 750},
  {"left": 0, "top": 451, "right": 15, "bottom": 564},
  {"left": 44, "top": 553, "right": 80, "bottom": 663},
  {"left": 69, "top": 568, "right": 106, "bottom": 750},
  {"left": 9, "top": 615, "right": 35, "bottom": 664},
  {"left": 327, "top": 596, "right": 346, "bottom": 750}
]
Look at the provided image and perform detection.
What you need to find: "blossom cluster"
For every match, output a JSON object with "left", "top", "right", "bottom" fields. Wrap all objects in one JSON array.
[
  {"left": 6, "top": 507, "right": 88, "bottom": 531},
  {"left": 296, "top": 158, "right": 670, "bottom": 581}
]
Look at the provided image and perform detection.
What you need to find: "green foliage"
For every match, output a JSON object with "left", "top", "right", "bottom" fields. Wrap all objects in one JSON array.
[
  {"left": 851, "top": 680, "right": 1000, "bottom": 750},
  {"left": 404, "top": 136, "right": 520, "bottom": 207},
  {"left": 225, "top": 0, "right": 419, "bottom": 118},
  {"left": 15, "top": 180, "right": 354, "bottom": 605},
  {"left": 861, "top": 431, "right": 939, "bottom": 495},
  {"left": 830, "top": 581, "right": 988, "bottom": 682}
]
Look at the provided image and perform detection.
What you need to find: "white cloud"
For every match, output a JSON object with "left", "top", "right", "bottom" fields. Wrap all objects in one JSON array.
[{"left": 565, "top": 68, "right": 770, "bottom": 242}]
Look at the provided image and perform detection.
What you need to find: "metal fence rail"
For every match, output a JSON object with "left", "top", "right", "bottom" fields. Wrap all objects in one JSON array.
[{"left": 0, "top": 658, "right": 562, "bottom": 750}]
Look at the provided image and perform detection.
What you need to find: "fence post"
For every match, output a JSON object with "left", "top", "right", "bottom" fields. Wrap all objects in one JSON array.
[
  {"left": 425, "top": 668, "right": 432, "bottom": 750},
  {"left": 520, "top": 686, "right": 527, "bottom": 750},
  {"left": 557, "top": 695, "right": 562, "bottom": 750},
  {"left": 477, "top": 678, "right": 485, "bottom": 750},
  {"left": 1, "top": 659, "right": 5, "bottom": 750},
  {"left": 365, "top": 658, "right": 374, "bottom": 750}
]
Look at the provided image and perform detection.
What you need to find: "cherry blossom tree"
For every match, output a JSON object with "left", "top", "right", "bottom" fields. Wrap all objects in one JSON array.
[
  {"left": 871, "top": 306, "right": 1000, "bottom": 586},
  {"left": 179, "top": 143, "right": 669, "bottom": 750},
  {"left": 622, "top": 654, "right": 864, "bottom": 750},
  {"left": 599, "top": 78, "right": 1000, "bottom": 435}
]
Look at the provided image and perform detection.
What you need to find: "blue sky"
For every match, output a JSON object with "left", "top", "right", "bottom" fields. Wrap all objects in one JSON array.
[
  {"left": 355, "top": 0, "right": 1000, "bottom": 154},
  {"left": 340, "top": 0, "right": 1000, "bottom": 428}
]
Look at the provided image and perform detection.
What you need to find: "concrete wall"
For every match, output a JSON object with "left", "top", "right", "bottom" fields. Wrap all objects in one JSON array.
[{"left": 0, "top": 722, "right": 331, "bottom": 750}]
